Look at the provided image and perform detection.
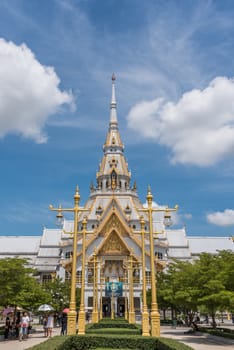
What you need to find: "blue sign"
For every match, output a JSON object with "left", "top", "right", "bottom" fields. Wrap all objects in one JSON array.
[{"left": 105, "top": 282, "right": 123, "bottom": 297}]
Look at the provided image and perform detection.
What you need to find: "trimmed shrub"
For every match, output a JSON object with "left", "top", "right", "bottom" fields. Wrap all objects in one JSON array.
[
  {"left": 57, "top": 334, "right": 194, "bottom": 350},
  {"left": 88, "top": 322, "right": 138, "bottom": 329},
  {"left": 198, "top": 327, "right": 234, "bottom": 340}
]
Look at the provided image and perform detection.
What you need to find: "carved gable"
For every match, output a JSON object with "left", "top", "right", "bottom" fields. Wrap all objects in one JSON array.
[
  {"left": 99, "top": 231, "right": 129, "bottom": 256},
  {"left": 101, "top": 212, "right": 126, "bottom": 237}
]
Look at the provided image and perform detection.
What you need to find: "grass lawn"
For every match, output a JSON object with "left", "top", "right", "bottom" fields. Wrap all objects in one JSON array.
[{"left": 28, "top": 335, "right": 67, "bottom": 350}]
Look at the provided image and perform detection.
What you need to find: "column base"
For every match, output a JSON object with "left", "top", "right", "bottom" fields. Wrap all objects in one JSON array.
[
  {"left": 128, "top": 311, "right": 135, "bottom": 324},
  {"left": 92, "top": 310, "right": 99, "bottom": 323},
  {"left": 124, "top": 311, "right": 128, "bottom": 321},
  {"left": 78, "top": 310, "right": 85, "bottom": 335},
  {"left": 150, "top": 310, "right": 160, "bottom": 337},
  {"left": 142, "top": 311, "right": 150, "bottom": 336},
  {"left": 67, "top": 311, "right": 77, "bottom": 335}
]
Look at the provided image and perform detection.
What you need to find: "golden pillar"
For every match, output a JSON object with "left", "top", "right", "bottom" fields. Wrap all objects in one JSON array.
[
  {"left": 124, "top": 269, "right": 128, "bottom": 321},
  {"left": 146, "top": 188, "right": 161, "bottom": 336},
  {"left": 140, "top": 216, "right": 150, "bottom": 336},
  {"left": 92, "top": 253, "right": 99, "bottom": 323},
  {"left": 128, "top": 251, "right": 135, "bottom": 324},
  {"left": 111, "top": 283, "right": 115, "bottom": 320},
  {"left": 99, "top": 261, "right": 103, "bottom": 321},
  {"left": 49, "top": 187, "right": 89, "bottom": 335},
  {"left": 78, "top": 217, "right": 87, "bottom": 335},
  {"left": 145, "top": 187, "right": 178, "bottom": 336}
]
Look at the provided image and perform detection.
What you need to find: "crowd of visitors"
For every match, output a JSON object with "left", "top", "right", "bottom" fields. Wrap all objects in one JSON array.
[
  {"left": 1, "top": 309, "right": 68, "bottom": 342},
  {"left": 3, "top": 311, "right": 32, "bottom": 341}
]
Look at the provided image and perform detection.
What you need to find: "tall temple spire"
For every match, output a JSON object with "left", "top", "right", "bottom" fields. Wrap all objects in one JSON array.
[
  {"left": 110, "top": 73, "right": 117, "bottom": 125},
  {"left": 94, "top": 75, "right": 132, "bottom": 194}
]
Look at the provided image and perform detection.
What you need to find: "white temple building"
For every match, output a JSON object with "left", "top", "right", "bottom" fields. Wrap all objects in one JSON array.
[{"left": 0, "top": 75, "right": 233, "bottom": 316}]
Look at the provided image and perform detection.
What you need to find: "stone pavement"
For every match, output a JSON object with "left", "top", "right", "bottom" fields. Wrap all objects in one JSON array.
[
  {"left": 161, "top": 326, "right": 234, "bottom": 350},
  {"left": 0, "top": 326, "right": 61, "bottom": 350}
]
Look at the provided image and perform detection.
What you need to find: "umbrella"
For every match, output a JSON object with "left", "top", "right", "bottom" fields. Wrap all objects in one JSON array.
[
  {"left": 38, "top": 304, "right": 54, "bottom": 312},
  {"left": 2, "top": 307, "right": 14, "bottom": 316},
  {"left": 62, "top": 308, "right": 70, "bottom": 313}
]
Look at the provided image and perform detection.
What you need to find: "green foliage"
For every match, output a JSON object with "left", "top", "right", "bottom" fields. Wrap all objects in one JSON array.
[
  {"left": 43, "top": 277, "right": 70, "bottom": 311},
  {"left": 57, "top": 334, "right": 193, "bottom": 350},
  {"left": 0, "top": 257, "right": 51, "bottom": 310},
  {"left": 88, "top": 321, "right": 138, "bottom": 329},
  {"left": 87, "top": 327, "right": 141, "bottom": 335},
  {"left": 199, "top": 327, "right": 234, "bottom": 340},
  {"left": 154, "top": 250, "right": 234, "bottom": 326}
]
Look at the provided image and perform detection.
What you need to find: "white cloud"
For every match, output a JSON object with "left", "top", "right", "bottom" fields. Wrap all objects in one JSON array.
[
  {"left": 0, "top": 38, "right": 74, "bottom": 143},
  {"left": 127, "top": 77, "right": 234, "bottom": 166},
  {"left": 207, "top": 209, "right": 234, "bottom": 226}
]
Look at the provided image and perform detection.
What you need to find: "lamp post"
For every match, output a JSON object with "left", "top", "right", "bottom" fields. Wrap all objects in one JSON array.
[
  {"left": 124, "top": 269, "right": 128, "bottom": 321},
  {"left": 92, "top": 252, "right": 99, "bottom": 323},
  {"left": 139, "top": 186, "right": 178, "bottom": 337},
  {"left": 111, "top": 283, "right": 115, "bottom": 320},
  {"left": 78, "top": 216, "right": 87, "bottom": 335},
  {"left": 128, "top": 250, "right": 135, "bottom": 324},
  {"left": 99, "top": 259, "right": 104, "bottom": 321},
  {"left": 49, "top": 186, "right": 88, "bottom": 335},
  {"left": 140, "top": 216, "right": 150, "bottom": 336}
]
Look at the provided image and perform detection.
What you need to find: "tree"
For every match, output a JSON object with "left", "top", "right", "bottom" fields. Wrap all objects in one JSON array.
[
  {"left": 0, "top": 258, "right": 50, "bottom": 310},
  {"left": 155, "top": 251, "right": 234, "bottom": 328},
  {"left": 43, "top": 277, "right": 81, "bottom": 312},
  {"left": 196, "top": 251, "right": 234, "bottom": 327}
]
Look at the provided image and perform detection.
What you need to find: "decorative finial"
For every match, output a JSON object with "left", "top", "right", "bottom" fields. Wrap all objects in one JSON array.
[{"left": 112, "top": 73, "right": 116, "bottom": 81}]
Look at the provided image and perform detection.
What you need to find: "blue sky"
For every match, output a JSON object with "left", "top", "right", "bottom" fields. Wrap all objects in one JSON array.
[{"left": 0, "top": 0, "right": 234, "bottom": 237}]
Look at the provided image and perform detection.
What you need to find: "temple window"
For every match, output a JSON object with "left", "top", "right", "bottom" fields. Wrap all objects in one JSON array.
[
  {"left": 155, "top": 252, "right": 163, "bottom": 260},
  {"left": 42, "top": 274, "right": 52, "bottom": 284}
]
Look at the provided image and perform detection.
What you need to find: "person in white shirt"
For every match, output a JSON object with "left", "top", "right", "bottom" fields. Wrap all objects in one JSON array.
[
  {"left": 19, "top": 312, "right": 30, "bottom": 341},
  {"left": 46, "top": 313, "right": 54, "bottom": 337}
]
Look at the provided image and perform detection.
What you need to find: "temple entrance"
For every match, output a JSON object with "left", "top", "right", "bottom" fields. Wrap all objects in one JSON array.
[
  {"left": 117, "top": 296, "right": 126, "bottom": 317},
  {"left": 102, "top": 296, "right": 111, "bottom": 317}
]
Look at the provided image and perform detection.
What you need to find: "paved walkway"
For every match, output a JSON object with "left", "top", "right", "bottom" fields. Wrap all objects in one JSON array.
[
  {"left": 0, "top": 325, "right": 234, "bottom": 350},
  {"left": 0, "top": 326, "right": 61, "bottom": 350},
  {"left": 161, "top": 326, "right": 234, "bottom": 350}
]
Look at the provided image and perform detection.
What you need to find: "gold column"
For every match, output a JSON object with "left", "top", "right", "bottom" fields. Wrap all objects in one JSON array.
[
  {"left": 128, "top": 250, "right": 135, "bottom": 324},
  {"left": 140, "top": 216, "right": 150, "bottom": 336},
  {"left": 147, "top": 188, "right": 160, "bottom": 337},
  {"left": 99, "top": 260, "right": 103, "bottom": 321},
  {"left": 92, "top": 253, "right": 99, "bottom": 323},
  {"left": 49, "top": 187, "right": 89, "bottom": 335},
  {"left": 78, "top": 217, "right": 87, "bottom": 335},
  {"left": 137, "top": 186, "right": 178, "bottom": 336},
  {"left": 124, "top": 269, "right": 128, "bottom": 321},
  {"left": 111, "top": 283, "right": 114, "bottom": 320}
]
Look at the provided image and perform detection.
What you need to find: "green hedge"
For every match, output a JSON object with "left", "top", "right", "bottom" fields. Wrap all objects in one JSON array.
[
  {"left": 57, "top": 334, "right": 193, "bottom": 350},
  {"left": 88, "top": 322, "right": 138, "bottom": 329},
  {"left": 87, "top": 327, "right": 141, "bottom": 335},
  {"left": 198, "top": 327, "right": 234, "bottom": 340},
  {"left": 99, "top": 318, "right": 127, "bottom": 323}
]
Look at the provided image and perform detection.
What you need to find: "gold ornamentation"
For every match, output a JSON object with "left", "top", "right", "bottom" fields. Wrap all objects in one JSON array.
[{"left": 101, "top": 232, "right": 128, "bottom": 255}]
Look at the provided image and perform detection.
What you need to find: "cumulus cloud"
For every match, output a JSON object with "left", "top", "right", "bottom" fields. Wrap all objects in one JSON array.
[
  {"left": 0, "top": 38, "right": 74, "bottom": 143},
  {"left": 207, "top": 209, "right": 234, "bottom": 226},
  {"left": 127, "top": 77, "right": 234, "bottom": 166}
]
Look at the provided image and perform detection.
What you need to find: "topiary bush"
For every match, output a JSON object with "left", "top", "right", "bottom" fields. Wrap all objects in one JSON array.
[{"left": 57, "top": 334, "right": 194, "bottom": 350}]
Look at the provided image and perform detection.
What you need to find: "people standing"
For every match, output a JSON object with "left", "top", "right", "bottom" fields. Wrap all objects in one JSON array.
[
  {"left": 19, "top": 311, "right": 30, "bottom": 341},
  {"left": 61, "top": 313, "right": 67, "bottom": 335},
  {"left": 46, "top": 313, "right": 54, "bottom": 337},
  {"left": 4, "top": 315, "right": 11, "bottom": 340},
  {"left": 43, "top": 314, "right": 48, "bottom": 337},
  {"left": 15, "top": 312, "right": 21, "bottom": 339}
]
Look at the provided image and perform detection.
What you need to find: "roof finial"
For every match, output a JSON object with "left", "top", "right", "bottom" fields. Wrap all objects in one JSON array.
[{"left": 110, "top": 73, "right": 117, "bottom": 124}]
